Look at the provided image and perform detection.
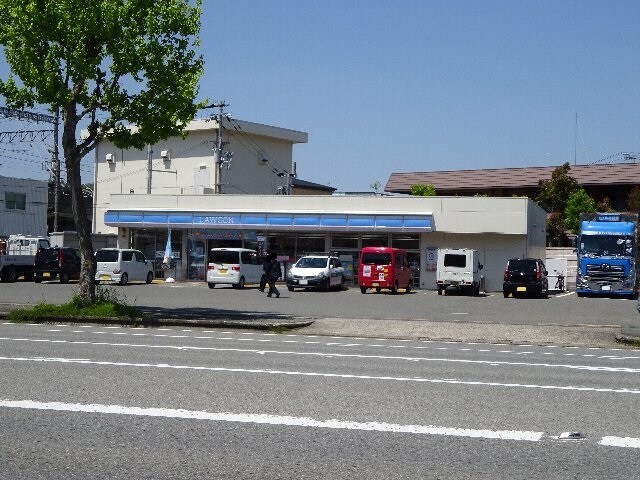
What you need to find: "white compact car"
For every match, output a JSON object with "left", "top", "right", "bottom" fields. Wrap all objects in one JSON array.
[
  {"left": 286, "top": 255, "right": 345, "bottom": 291},
  {"left": 206, "top": 248, "right": 262, "bottom": 289},
  {"left": 95, "top": 248, "right": 154, "bottom": 285}
]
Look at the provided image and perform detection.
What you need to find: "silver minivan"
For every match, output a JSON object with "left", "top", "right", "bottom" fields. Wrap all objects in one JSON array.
[
  {"left": 206, "top": 248, "right": 262, "bottom": 289},
  {"left": 95, "top": 248, "right": 154, "bottom": 285}
]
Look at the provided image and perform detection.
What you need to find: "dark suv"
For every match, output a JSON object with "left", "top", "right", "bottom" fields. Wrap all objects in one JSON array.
[
  {"left": 503, "top": 258, "right": 548, "bottom": 298},
  {"left": 34, "top": 247, "right": 82, "bottom": 284}
]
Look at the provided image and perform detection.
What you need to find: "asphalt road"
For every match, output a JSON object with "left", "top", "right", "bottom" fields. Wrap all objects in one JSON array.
[{"left": 1, "top": 321, "right": 639, "bottom": 479}]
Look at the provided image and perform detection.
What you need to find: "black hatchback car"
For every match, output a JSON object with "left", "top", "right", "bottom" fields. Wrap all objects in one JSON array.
[
  {"left": 503, "top": 258, "right": 548, "bottom": 298},
  {"left": 34, "top": 247, "right": 82, "bottom": 284}
]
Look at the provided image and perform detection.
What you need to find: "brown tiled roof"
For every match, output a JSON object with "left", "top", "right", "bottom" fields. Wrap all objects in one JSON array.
[{"left": 385, "top": 163, "right": 640, "bottom": 193}]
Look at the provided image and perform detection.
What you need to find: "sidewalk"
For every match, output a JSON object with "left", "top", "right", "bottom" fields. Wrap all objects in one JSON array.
[
  {"left": 2, "top": 309, "right": 638, "bottom": 348},
  {"left": 296, "top": 317, "right": 636, "bottom": 348}
]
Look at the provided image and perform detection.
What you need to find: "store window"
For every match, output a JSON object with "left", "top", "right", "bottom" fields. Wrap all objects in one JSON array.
[
  {"left": 361, "top": 234, "right": 389, "bottom": 248},
  {"left": 297, "top": 234, "right": 325, "bottom": 255},
  {"left": 391, "top": 235, "right": 419, "bottom": 250},
  {"left": 133, "top": 229, "right": 182, "bottom": 280},
  {"left": 188, "top": 239, "right": 206, "bottom": 280},
  {"left": 331, "top": 234, "right": 358, "bottom": 249}
]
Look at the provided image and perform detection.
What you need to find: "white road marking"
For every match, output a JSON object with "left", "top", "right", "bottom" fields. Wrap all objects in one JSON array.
[
  {"left": 4, "top": 324, "right": 634, "bottom": 362},
  {"left": 599, "top": 436, "right": 640, "bottom": 448},
  {"left": 1, "top": 355, "right": 638, "bottom": 395},
  {"left": 0, "top": 399, "right": 542, "bottom": 442},
  {"left": 0, "top": 336, "right": 637, "bottom": 373}
]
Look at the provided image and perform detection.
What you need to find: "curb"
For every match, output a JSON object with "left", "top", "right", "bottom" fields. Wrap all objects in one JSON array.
[
  {"left": 615, "top": 334, "right": 640, "bottom": 346},
  {"left": 0, "top": 311, "right": 315, "bottom": 330}
]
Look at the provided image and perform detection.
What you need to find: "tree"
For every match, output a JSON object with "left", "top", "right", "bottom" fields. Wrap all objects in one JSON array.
[
  {"left": 0, "top": 1, "right": 204, "bottom": 302},
  {"left": 595, "top": 197, "right": 614, "bottom": 213},
  {"left": 409, "top": 184, "right": 437, "bottom": 196},
  {"left": 536, "top": 162, "right": 579, "bottom": 213},
  {"left": 564, "top": 188, "right": 596, "bottom": 234},
  {"left": 627, "top": 186, "right": 640, "bottom": 214},
  {"left": 536, "top": 163, "right": 580, "bottom": 246}
]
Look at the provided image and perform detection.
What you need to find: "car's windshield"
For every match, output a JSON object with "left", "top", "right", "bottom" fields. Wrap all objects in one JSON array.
[
  {"left": 361, "top": 252, "right": 392, "bottom": 265},
  {"left": 579, "top": 235, "right": 633, "bottom": 257},
  {"left": 295, "top": 257, "right": 328, "bottom": 269}
]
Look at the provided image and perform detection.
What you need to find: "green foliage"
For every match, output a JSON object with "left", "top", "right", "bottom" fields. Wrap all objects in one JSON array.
[
  {"left": 564, "top": 188, "right": 596, "bottom": 233},
  {"left": 595, "top": 197, "right": 614, "bottom": 213},
  {"left": 7, "top": 287, "right": 141, "bottom": 322},
  {"left": 0, "top": 0, "right": 205, "bottom": 151},
  {"left": 546, "top": 212, "right": 567, "bottom": 247},
  {"left": 409, "top": 184, "right": 437, "bottom": 196},
  {"left": 627, "top": 186, "right": 640, "bottom": 213},
  {"left": 536, "top": 163, "right": 579, "bottom": 213},
  {"left": 0, "top": 0, "right": 205, "bottom": 303}
]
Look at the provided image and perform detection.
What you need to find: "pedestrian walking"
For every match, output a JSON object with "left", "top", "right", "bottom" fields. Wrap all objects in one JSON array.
[
  {"left": 258, "top": 253, "right": 271, "bottom": 292},
  {"left": 265, "top": 253, "right": 281, "bottom": 298}
]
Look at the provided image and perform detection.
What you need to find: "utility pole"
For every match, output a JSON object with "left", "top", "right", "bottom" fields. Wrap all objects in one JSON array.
[
  {"left": 53, "top": 108, "right": 60, "bottom": 232},
  {"left": 204, "top": 101, "right": 230, "bottom": 194},
  {"left": 147, "top": 144, "right": 153, "bottom": 194}
]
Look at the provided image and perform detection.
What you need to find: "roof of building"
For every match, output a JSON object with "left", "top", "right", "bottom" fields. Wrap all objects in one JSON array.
[
  {"left": 385, "top": 163, "right": 640, "bottom": 193},
  {"left": 293, "top": 178, "right": 336, "bottom": 192}
]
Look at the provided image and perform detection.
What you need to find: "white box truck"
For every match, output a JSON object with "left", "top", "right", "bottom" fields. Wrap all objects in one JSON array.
[
  {"left": 0, "top": 235, "right": 50, "bottom": 282},
  {"left": 436, "top": 248, "right": 483, "bottom": 296}
]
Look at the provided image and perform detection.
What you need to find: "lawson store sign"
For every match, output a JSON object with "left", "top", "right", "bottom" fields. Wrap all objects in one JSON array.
[{"left": 104, "top": 210, "right": 433, "bottom": 232}]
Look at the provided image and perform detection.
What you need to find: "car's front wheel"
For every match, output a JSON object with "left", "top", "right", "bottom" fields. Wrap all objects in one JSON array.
[{"left": 146, "top": 272, "right": 154, "bottom": 284}]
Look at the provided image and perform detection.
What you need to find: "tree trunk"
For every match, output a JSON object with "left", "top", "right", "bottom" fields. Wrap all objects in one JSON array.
[{"left": 63, "top": 112, "right": 96, "bottom": 303}]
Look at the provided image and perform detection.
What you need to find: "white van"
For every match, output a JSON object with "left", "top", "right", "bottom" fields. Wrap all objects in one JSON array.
[
  {"left": 436, "top": 248, "right": 483, "bottom": 296},
  {"left": 95, "top": 248, "right": 154, "bottom": 285},
  {"left": 206, "top": 248, "right": 262, "bottom": 289}
]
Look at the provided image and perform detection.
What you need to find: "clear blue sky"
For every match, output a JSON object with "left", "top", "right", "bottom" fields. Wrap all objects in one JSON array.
[{"left": 2, "top": 0, "right": 639, "bottom": 191}]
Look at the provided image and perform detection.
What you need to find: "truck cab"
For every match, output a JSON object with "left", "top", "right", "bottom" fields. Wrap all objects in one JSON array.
[{"left": 576, "top": 213, "right": 638, "bottom": 298}]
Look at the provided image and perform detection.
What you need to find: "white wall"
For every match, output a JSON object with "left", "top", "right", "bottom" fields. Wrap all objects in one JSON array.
[
  {"left": 419, "top": 232, "right": 529, "bottom": 292},
  {"left": 92, "top": 119, "right": 307, "bottom": 234},
  {"left": 0, "top": 176, "right": 48, "bottom": 237}
]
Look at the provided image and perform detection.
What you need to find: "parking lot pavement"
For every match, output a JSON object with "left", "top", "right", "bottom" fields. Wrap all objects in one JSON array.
[{"left": 1, "top": 281, "right": 639, "bottom": 347}]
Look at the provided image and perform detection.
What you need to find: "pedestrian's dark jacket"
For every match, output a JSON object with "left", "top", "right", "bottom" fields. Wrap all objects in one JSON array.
[{"left": 265, "top": 258, "right": 281, "bottom": 281}]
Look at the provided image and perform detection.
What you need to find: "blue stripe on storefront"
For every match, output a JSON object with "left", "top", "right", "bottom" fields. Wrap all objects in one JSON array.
[{"left": 104, "top": 211, "right": 433, "bottom": 232}]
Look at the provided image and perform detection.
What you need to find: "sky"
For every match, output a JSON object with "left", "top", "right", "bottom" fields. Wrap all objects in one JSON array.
[{"left": 1, "top": 0, "right": 639, "bottom": 192}]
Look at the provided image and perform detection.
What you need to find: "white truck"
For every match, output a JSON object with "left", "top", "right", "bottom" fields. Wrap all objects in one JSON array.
[
  {"left": 0, "top": 235, "right": 50, "bottom": 282},
  {"left": 436, "top": 248, "right": 483, "bottom": 296}
]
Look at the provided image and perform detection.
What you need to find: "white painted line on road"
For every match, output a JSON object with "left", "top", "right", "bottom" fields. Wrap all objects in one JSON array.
[
  {"left": 554, "top": 292, "right": 575, "bottom": 298},
  {"left": 599, "top": 436, "right": 640, "bottom": 448},
  {"left": 1, "top": 336, "right": 639, "bottom": 374},
  {"left": 0, "top": 399, "right": 543, "bottom": 442},
  {"left": 1, "top": 355, "right": 639, "bottom": 395}
]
